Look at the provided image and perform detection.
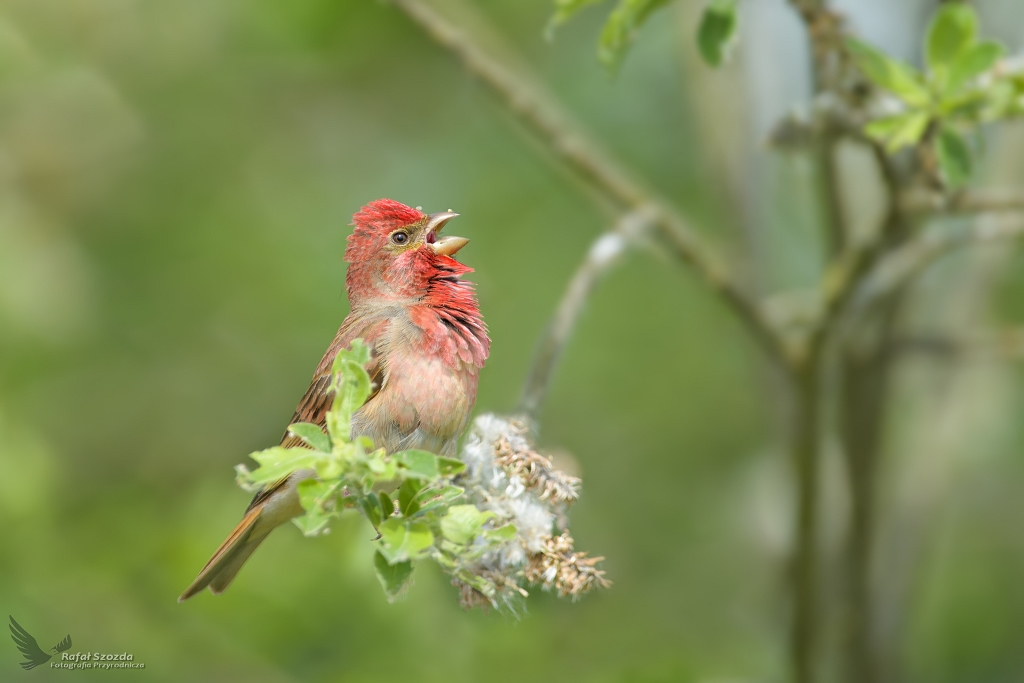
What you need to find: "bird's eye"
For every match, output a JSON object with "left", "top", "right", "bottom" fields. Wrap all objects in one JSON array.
[{"left": 391, "top": 231, "right": 409, "bottom": 245}]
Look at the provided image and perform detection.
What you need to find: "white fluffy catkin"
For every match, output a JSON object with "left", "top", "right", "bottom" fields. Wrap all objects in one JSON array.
[{"left": 454, "top": 414, "right": 607, "bottom": 608}]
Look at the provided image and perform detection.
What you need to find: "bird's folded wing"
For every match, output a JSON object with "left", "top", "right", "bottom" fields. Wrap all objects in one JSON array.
[{"left": 245, "top": 316, "right": 390, "bottom": 512}]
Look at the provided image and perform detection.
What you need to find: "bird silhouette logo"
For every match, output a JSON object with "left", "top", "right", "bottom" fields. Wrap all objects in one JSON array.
[{"left": 8, "top": 616, "right": 72, "bottom": 670}]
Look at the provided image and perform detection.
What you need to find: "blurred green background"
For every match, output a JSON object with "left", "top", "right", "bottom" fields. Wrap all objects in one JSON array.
[{"left": 3, "top": 0, "right": 1024, "bottom": 681}]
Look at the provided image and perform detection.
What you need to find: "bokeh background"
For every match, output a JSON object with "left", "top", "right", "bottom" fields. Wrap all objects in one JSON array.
[{"left": 3, "top": 0, "right": 1024, "bottom": 681}]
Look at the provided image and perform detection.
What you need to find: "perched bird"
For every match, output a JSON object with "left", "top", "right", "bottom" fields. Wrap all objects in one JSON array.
[
  {"left": 9, "top": 616, "right": 72, "bottom": 670},
  {"left": 179, "top": 199, "right": 489, "bottom": 601}
]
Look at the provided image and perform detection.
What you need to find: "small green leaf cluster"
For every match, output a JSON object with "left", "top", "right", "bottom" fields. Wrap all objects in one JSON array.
[
  {"left": 548, "top": 0, "right": 672, "bottom": 73},
  {"left": 849, "top": 4, "right": 1021, "bottom": 187},
  {"left": 548, "top": 0, "right": 738, "bottom": 73},
  {"left": 235, "top": 340, "right": 516, "bottom": 603}
]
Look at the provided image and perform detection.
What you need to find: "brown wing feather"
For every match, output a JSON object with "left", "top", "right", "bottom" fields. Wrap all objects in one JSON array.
[{"left": 245, "top": 315, "right": 391, "bottom": 512}]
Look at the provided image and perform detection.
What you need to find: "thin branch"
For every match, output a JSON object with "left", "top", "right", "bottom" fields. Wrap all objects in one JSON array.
[
  {"left": 891, "top": 327, "right": 1024, "bottom": 360},
  {"left": 390, "top": 0, "right": 791, "bottom": 367},
  {"left": 834, "top": 137, "right": 907, "bottom": 683},
  {"left": 851, "top": 217, "right": 1024, "bottom": 317},
  {"left": 519, "top": 208, "right": 657, "bottom": 419},
  {"left": 783, "top": 7, "right": 897, "bottom": 683},
  {"left": 781, "top": 7, "right": 851, "bottom": 683},
  {"left": 789, "top": 361, "right": 824, "bottom": 683},
  {"left": 793, "top": 139, "right": 906, "bottom": 367},
  {"left": 900, "top": 188, "right": 1024, "bottom": 216},
  {"left": 816, "top": 136, "right": 847, "bottom": 255},
  {"left": 393, "top": 0, "right": 641, "bottom": 205},
  {"left": 868, "top": 140, "right": 901, "bottom": 196}
]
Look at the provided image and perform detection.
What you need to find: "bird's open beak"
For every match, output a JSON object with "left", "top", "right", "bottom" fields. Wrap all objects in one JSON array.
[{"left": 426, "top": 211, "right": 469, "bottom": 256}]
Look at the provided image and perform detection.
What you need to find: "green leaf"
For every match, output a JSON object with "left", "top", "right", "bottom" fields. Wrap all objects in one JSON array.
[
  {"left": 938, "top": 87, "right": 989, "bottom": 119},
  {"left": 395, "top": 449, "right": 439, "bottom": 480},
  {"left": 313, "top": 454, "right": 343, "bottom": 481},
  {"left": 546, "top": 0, "right": 605, "bottom": 38},
  {"left": 244, "top": 447, "right": 320, "bottom": 484},
  {"left": 249, "top": 446, "right": 303, "bottom": 466},
  {"left": 360, "top": 494, "right": 382, "bottom": 528},
  {"left": 436, "top": 456, "right": 466, "bottom": 476},
  {"left": 365, "top": 450, "right": 397, "bottom": 481},
  {"left": 373, "top": 550, "right": 414, "bottom": 602},
  {"left": 326, "top": 340, "right": 373, "bottom": 443},
  {"left": 981, "top": 79, "right": 1019, "bottom": 120},
  {"left": 598, "top": 0, "right": 671, "bottom": 72},
  {"left": 345, "top": 337, "right": 372, "bottom": 366},
  {"left": 379, "top": 492, "right": 394, "bottom": 519},
  {"left": 413, "top": 485, "right": 465, "bottom": 516},
  {"left": 863, "top": 111, "right": 931, "bottom": 153},
  {"left": 433, "top": 552, "right": 456, "bottom": 569},
  {"left": 485, "top": 524, "right": 518, "bottom": 542},
  {"left": 377, "top": 519, "right": 435, "bottom": 563},
  {"left": 293, "top": 509, "right": 333, "bottom": 536},
  {"left": 440, "top": 504, "right": 497, "bottom": 545},
  {"left": 926, "top": 3, "right": 977, "bottom": 71},
  {"left": 415, "top": 485, "right": 465, "bottom": 504},
  {"left": 947, "top": 40, "right": 1004, "bottom": 93},
  {"left": 287, "top": 422, "right": 331, "bottom": 453},
  {"left": 293, "top": 479, "right": 337, "bottom": 536},
  {"left": 936, "top": 126, "right": 972, "bottom": 187},
  {"left": 233, "top": 464, "right": 261, "bottom": 493},
  {"left": 696, "top": 0, "right": 737, "bottom": 67},
  {"left": 398, "top": 479, "right": 423, "bottom": 517},
  {"left": 297, "top": 479, "right": 334, "bottom": 513},
  {"left": 846, "top": 38, "right": 931, "bottom": 108}
]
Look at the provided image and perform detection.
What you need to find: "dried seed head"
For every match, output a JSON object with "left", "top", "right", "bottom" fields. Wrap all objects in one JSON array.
[
  {"left": 493, "top": 434, "right": 581, "bottom": 504},
  {"left": 523, "top": 531, "right": 611, "bottom": 600},
  {"left": 452, "top": 414, "right": 609, "bottom": 610}
]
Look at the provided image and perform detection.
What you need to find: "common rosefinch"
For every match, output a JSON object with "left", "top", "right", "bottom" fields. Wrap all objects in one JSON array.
[{"left": 179, "top": 199, "right": 489, "bottom": 601}]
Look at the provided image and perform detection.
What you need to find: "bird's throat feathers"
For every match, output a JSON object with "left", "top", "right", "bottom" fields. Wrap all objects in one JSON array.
[{"left": 347, "top": 248, "right": 489, "bottom": 368}]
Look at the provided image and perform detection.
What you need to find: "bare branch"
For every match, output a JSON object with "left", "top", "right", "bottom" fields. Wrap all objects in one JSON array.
[
  {"left": 389, "top": 0, "right": 790, "bottom": 366},
  {"left": 781, "top": 7, "right": 898, "bottom": 683},
  {"left": 851, "top": 217, "right": 1024, "bottom": 317},
  {"left": 788, "top": 136, "right": 907, "bottom": 366},
  {"left": 891, "top": 328, "right": 1024, "bottom": 361},
  {"left": 900, "top": 188, "right": 1024, "bottom": 216},
  {"left": 794, "top": 214, "right": 900, "bottom": 366},
  {"left": 519, "top": 208, "right": 655, "bottom": 419}
]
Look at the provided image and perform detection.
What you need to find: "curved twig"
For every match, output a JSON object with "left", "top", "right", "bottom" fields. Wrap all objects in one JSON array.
[
  {"left": 850, "top": 216, "right": 1024, "bottom": 318},
  {"left": 389, "top": 0, "right": 790, "bottom": 367},
  {"left": 900, "top": 189, "right": 1024, "bottom": 216},
  {"left": 518, "top": 208, "right": 656, "bottom": 419}
]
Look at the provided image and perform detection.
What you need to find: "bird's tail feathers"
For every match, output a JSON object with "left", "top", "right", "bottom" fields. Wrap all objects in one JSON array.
[{"left": 178, "top": 507, "right": 265, "bottom": 602}]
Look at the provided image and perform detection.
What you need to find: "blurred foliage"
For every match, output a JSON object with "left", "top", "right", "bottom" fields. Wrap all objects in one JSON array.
[{"left": 1, "top": 0, "right": 1024, "bottom": 682}]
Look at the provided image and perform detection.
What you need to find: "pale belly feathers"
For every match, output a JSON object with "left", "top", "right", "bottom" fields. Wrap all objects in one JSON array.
[{"left": 350, "top": 311, "right": 478, "bottom": 457}]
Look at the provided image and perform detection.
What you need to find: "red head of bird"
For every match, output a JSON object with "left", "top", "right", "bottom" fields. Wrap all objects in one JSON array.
[
  {"left": 345, "top": 198, "right": 488, "bottom": 369},
  {"left": 345, "top": 199, "right": 472, "bottom": 303}
]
